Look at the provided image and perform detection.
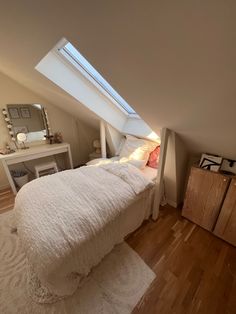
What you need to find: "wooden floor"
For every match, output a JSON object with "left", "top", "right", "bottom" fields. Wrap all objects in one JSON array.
[
  {"left": 128, "top": 206, "right": 236, "bottom": 314},
  {"left": 1, "top": 188, "right": 236, "bottom": 314},
  {"left": 0, "top": 188, "right": 15, "bottom": 213}
]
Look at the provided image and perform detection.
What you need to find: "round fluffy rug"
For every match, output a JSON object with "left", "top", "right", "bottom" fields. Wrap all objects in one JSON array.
[{"left": 0, "top": 211, "right": 155, "bottom": 314}]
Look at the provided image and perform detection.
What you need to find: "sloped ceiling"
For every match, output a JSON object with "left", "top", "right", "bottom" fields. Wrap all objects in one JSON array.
[{"left": 0, "top": 1, "right": 236, "bottom": 158}]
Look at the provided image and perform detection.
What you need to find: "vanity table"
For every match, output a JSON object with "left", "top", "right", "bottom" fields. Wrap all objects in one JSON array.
[{"left": 0, "top": 143, "right": 73, "bottom": 195}]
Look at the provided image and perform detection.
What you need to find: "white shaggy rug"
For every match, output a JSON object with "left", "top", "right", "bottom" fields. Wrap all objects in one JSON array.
[{"left": 0, "top": 211, "right": 155, "bottom": 314}]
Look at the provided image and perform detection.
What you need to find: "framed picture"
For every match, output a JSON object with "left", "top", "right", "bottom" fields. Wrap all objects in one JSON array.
[
  {"left": 8, "top": 107, "right": 20, "bottom": 119},
  {"left": 199, "top": 153, "right": 223, "bottom": 172},
  {"left": 20, "top": 107, "right": 31, "bottom": 118},
  {"left": 13, "top": 126, "right": 28, "bottom": 134}
]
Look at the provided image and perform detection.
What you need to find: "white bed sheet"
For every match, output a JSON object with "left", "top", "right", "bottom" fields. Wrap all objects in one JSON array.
[
  {"left": 87, "top": 158, "right": 158, "bottom": 182},
  {"left": 141, "top": 166, "right": 158, "bottom": 182}
]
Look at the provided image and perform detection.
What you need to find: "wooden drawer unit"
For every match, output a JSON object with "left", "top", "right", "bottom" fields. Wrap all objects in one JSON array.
[
  {"left": 182, "top": 167, "right": 230, "bottom": 231},
  {"left": 214, "top": 178, "right": 236, "bottom": 246}
]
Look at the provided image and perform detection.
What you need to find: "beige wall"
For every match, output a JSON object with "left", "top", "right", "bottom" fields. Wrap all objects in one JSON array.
[
  {"left": 76, "top": 119, "right": 100, "bottom": 164},
  {"left": 164, "top": 131, "right": 188, "bottom": 207},
  {"left": 0, "top": 71, "right": 99, "bottom": 189},
  {"left": 0, "top": 2, "right": 236, "bottom": 163}
]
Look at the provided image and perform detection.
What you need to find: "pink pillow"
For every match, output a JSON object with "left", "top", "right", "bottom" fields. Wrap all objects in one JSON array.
[{"left": 147, "top": 146, "right": 160, "bottom": 169}]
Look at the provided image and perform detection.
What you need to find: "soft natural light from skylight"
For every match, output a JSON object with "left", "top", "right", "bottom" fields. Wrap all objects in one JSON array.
[{"left": 59, "top": 42, "right": 136, "bottom": 115}]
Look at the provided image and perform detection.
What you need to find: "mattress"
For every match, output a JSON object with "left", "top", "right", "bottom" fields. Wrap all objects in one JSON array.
[
  {"left": 14, "top": 163, "right": 155, "bottom": 303},
  {"left": 141, "top": 166, "right": 158, "bottom": 182}
]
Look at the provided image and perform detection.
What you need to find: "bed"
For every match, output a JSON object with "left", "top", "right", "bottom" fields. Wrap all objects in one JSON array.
[
  {"left": 13, "top": 162, "right": 156, "bottom": 303},
  {"left": 13, "top": 129, "right": 169, "bottom": 304},
  {"left": 141, "top": 165, "right": 158, "bottom": 182}
]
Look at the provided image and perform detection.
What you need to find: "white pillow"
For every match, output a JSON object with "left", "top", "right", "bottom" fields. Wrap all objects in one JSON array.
[{"left": 119, "top": 135, "right": 157, "bottom": 167}]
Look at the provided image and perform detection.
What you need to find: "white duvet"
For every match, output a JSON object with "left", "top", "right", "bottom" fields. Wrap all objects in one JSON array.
[{"left": 14, "top": 163, "right": 153, "bottom": 303}]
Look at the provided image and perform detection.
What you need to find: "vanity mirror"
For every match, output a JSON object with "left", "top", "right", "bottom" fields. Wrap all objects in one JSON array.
[{"left": 2, "top": 104, "right": 51, "bottom": 145}]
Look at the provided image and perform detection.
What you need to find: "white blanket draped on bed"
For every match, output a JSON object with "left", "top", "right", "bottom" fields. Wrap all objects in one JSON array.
[{"left": 13, "top": 163, "right": 154, "bottom": 303}]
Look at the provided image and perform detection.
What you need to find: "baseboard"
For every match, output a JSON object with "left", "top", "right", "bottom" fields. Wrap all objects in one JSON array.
[{"left": 166, "top": 199, "right": 178, "bottom": 208}]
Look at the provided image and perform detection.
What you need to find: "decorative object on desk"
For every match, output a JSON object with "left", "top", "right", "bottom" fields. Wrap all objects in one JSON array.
[
  {"left": 53, "top": 132, "right": 63, "bottom": 143},
  {"left": 11, "top": 169, "right": 29, "bottom": 188},
  {"left": 199, "top": 153, "right": 223, "bottom": 172},
  {"left": 8, "top": 107, "right": 20, "bottom": 119},
  {"left": 0, "top": 143, "right": 15, "bottom": 155},
  {"left": 0, "top": 148, "right": 6, "bottom": 155},
  {"left": 16, "top": 132, "right": 29, "bottom": 150},
  {"left": 2, "top": 108, "right": 18, "bottom": 149},
  {"left": 44, "top": 134, "right": 54, "bottom": 144},
  {"left": 20, "top": 106, "right": 31, "bottom": 118},
  {"left": 5, "top": 143, "right": 15, "bottom": 154}
]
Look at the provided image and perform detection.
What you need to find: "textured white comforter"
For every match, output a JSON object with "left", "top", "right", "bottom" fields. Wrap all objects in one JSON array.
[{"left": 14, "top": 163, "right": 153, "bottom": 303}]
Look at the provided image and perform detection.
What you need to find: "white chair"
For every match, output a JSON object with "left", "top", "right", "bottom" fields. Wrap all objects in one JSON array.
[{"left": 35, "top": 161, "right": 58, "bottom": 178}]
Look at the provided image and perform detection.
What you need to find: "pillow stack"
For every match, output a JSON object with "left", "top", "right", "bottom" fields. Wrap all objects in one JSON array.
[{"left": 119, "top": 135, "right": 158, "bottom": 169}]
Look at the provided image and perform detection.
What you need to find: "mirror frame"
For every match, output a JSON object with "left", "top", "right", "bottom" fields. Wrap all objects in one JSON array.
[
  {"left": 2, "top": 108, "right": 18, "bottom": 149},
  {"left": 2, "top": 105, "right": 52, "bottom": 146}
]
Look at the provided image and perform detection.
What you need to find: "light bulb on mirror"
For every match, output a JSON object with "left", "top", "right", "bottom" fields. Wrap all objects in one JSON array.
[{"left": 16, "top": 132, "right": 29, "bottom": 149}]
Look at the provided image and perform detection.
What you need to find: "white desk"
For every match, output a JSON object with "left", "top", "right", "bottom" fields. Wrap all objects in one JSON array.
[{"left": 0, "top": 143, "right": 73, "bottom": 195}]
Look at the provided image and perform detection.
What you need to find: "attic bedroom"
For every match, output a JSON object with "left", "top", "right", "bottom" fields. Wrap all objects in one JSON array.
[{"left": 0, "top": 1, "right": 235, "bottom": 313}]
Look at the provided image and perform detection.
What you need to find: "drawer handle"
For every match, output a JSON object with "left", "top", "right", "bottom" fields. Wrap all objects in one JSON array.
[{"left": 223, "top": 179, "right": 227, "bottom": 182}]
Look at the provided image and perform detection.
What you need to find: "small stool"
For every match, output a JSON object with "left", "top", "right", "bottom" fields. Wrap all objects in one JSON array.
[{"left": 35, "top": 161, "right": 58, "bottom": 178}]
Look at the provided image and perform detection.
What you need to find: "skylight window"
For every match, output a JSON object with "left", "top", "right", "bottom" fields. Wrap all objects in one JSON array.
[{"left": 58, "top": 42, "right": 136, "bottom": 115}]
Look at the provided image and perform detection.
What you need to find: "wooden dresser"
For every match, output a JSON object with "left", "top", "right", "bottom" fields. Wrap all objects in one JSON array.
[
  {"left": 214, "top": 177, "right": 236, "bottom": 246},
  {"left": 182, "top": 166, "right": 236, "bottom": 246}
]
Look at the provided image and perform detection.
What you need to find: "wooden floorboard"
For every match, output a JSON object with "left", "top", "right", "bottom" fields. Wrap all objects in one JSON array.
[
  {"left": 127, "top": 206, "right": 236, "bottom": 314},
  {"left": 0, "top": 189, "right": 235, "bottom": 313},
  {"left": 0, "top": 188, "right": 14, "bottom": 213}
]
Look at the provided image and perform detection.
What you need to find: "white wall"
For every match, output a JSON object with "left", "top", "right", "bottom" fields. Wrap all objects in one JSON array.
[{"left": 0, "top": 71, "right": 99, "bottom": 189}]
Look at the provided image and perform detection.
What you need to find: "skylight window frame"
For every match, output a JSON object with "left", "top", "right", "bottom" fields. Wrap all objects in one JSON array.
[{"left": 56, "top": 39, "right": 138, "bottom": 117}]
